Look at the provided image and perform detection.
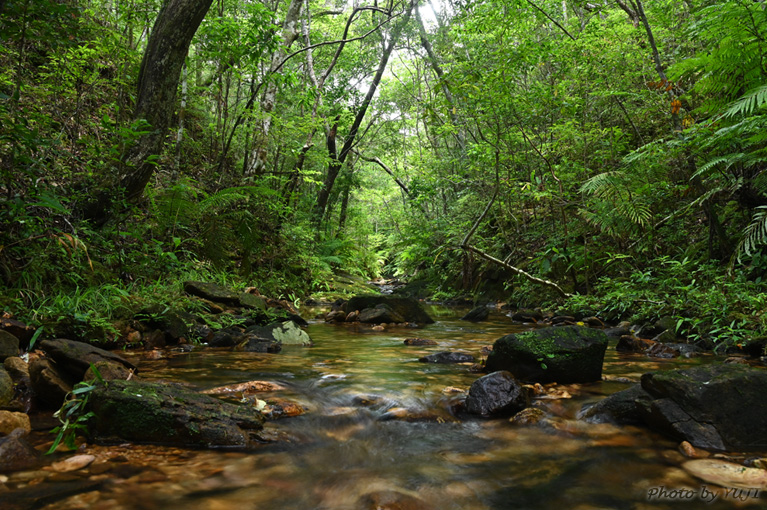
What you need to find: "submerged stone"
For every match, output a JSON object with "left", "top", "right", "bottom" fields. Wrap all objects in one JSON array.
[
  {"left": 461, "top": 306, "right": 489, "bottom": 322},
  {"left": 485, "top": 326, "right": 608, "bottom": 383},
  {"left": 87, "top": 379, "right": 265, "bottom": 448},
  {"left": 418, "top": 351, "right": 475, "bottom": 364}
]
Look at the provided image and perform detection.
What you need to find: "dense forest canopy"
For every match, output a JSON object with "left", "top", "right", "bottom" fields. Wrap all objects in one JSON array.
[{"left": 1, "top": 0, "right": 767, "bottom": 348}]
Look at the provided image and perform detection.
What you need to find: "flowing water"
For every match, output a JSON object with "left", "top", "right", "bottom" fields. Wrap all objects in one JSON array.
[{"left": 6, "top": 307, "right": 766, "bottom": 509}]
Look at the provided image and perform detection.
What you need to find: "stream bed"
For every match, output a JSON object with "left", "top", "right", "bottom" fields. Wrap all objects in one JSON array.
[{"left": 4, "top": 306, "right": 765, "bottom": 509}]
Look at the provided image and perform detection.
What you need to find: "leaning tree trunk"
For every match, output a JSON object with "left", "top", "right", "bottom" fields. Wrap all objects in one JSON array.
[{"left": 119, "top": 0, "right": 213, "bottom": 200}]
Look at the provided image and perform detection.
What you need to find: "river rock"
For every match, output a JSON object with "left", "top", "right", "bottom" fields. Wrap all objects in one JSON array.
[
  {"left": 646, "top": 342, "right": 680, "bottom": 358},
  {"left": 245, "top": 320, "right": 312, "bottom": 346},
  {"left": 207, "top": 327, "right": 246, "bottom": 347},
  {"left": 485, "top": 326, "right": 609, "bottom": 383},
  {"left": 465, "top": 371, "right": 531, "bottom": 416},
  {"left": 83, "top": 360, "right": 135, "bottom": 382},
  {"left": 183, "top": 281, "right": 241, "bottom": 305},
  {"left": 38, "top": 339, "right": 136, "bottom": 380},
  {"left": 238, "top": 292, "right": 266, "bottom": 310},
  {"left": 358, "top": 304, "right": 405, "bottom": 324},
  {"left": 638, "top": 364, "right": 767, "bottom": 450},
  {"left": 87, "top": 379, "right": 265, "bottom": 448},
  {"left": 343, "top": 295, "right": 434, "bottom": 324},
  {"left": 0, "top": 428, "right": 40, "bottom": 472},
  {"left": 0, "top": 366, "right": 12, "bottom": 406},
  {"left": 0, "top": 318, "right": 35, "bottom": 347},
  {"left": 578, "top": 384, "right": 650, "bottom": 425},
  {"left": 461, "top": 306, "right": 489, "bottom": 322},
  {"left": 325, "top": 310, "right": 347, "bottom": 322},
  {"left": 509, "top": 407, "right": 546, "bottom": 425},
  {"left": 29, "top": 358, "right": 76, "bottom": 408},
  {"left": 0, "top": 330, "right": 20, "bottom": 361},
  {"left": 418, "top": 351, "right": 475, "bottom": 364},
  {"left": 4, "top": 356, "right": 30, "bottom": 380},
  {"left": 0, "top": 411, "right": 31, "bottom": 435},
  {"left": 510, "top": 308, "right": 544, "bottom": 323},
  {"left": 50, "top": 454, "right": 95, "bottom": 473},
  {"left": 359, "top": 490, "right": 435, "bottom": 510},
  {"left": 616, "top": 335, "right": 656, "bottom": 353},
  {"left": 234, "top": 335, "right": 282, "bottom": 353},
  {"left": 403, "top": 338, "right": 437, "bottom": 346}
]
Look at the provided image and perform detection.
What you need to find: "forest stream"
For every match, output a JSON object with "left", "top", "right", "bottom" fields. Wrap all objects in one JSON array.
[{"left": 4, "top": 306, "right": 766, "bottom": 510}]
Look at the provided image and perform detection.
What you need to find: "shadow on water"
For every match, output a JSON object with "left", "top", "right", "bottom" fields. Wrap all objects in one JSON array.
[{"left": 9, "top": 305, "right": 766, "bottom": 510}]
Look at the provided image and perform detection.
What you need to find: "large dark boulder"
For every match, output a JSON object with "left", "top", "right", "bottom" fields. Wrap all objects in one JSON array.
[
  {"left": 638, "top": 364, "right": 767, "bottom": 450},
  {"left": 343, "top": 295, "right": 434, "bottom": 324},
  {"left": 485, "top": 326, "right": 609, "bottom": 383},
  {"left": 358, "top": 304, "right": 405, "bottom": 324},
  {"left": 245, "top": 320, "right": 312, "bottom": 346},
  {"left": 38, "top": 339, "right": 136, "bottom": 381},
  {"left": 87, "top": 380, "right": 265, "bottom": 448},
  {"left": 465, "top": 371, "right": 531, "bottom": 416},
  {"left": 28, "top": 358, "right": 76, "bottom": 408},
  {"left": 461, "top": 306, "right": 489, "bottom": 322}
]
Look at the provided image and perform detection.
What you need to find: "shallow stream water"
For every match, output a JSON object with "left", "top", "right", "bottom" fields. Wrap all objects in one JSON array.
[{"left": 5, "top": 306, "right": 766, "bottom": 509}]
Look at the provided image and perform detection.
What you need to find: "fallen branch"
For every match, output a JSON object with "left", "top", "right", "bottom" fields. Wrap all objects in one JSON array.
[{"left": 461, "top": 244, "right": 572, "bottom": 299}]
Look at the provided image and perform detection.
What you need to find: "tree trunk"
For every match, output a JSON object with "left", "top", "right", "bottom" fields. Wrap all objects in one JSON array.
[
  {"left": 246, "top": 0, "right": 304, "bottom": 175},
  {"left": 119, "top": 0, "right": 213, "bottom": 200},
  {"left": 312, "top": 0, "right": 415, "bottom": 228}
]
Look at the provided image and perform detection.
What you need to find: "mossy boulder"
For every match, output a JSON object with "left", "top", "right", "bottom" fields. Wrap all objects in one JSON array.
[
  {"left": 245, "top": 320, "right": 312, "bottom": 346},
  {"left": 343, "top": 295, "right": 434, "bottom": 325},
  {"left": 485, "top": 326, "right": 608, "bottom": 383},
  {"left": 87, "top": 380, "right": 265, "bottom": 448},
  {"left": 0, "top": 330, "right": 19, "bottom": 361},
  {"left": 183, "top": 281, "right": 241, "bottom": 305},
  {"left": 0, "top": 367, "right": 13, "bottom": 407}
]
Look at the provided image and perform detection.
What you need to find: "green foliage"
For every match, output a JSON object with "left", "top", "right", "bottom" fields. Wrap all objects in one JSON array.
[{"left": 47, "top": 363, "right": 106, "bottom": 454}]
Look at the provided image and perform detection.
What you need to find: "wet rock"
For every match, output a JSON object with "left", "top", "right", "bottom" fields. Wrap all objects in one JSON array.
[
  {"left": 0, "top": 479, "right": 104, "bottom": 509},
  {"left": 461, "top": 306, "right": 489, "bottom": 322},
  {"left": 465, "top": 371, "right": 531, "bottom": 416},
  {"left": 83, "top": 360, "right": 135, "bottom": 382},
  {"left": 50, "top": 454, "right": 95, "bottom": 473},
  {"left": 510, "top": 308, "right": 544, "bottom": 323},
  {"left": 209, "top": 327, "right": 248, "bottom": 348},
  {"left": 38, "top": 339, "right": 137, "bottom": 380},
  {"left": 639, "top": 364, "right": 767, "bottom": 450},
  {"left": 418, "top": 351, "right": 475, "bottom": 364},
  {"left": 665, "top": 343, "right": 703, "bottom": 358},
  {"left": 234, "top": 335, "right": 282, "bottom": 353},
  {"left": 87, "top": 379, "right": 265, "bottom": 448},
  {"left": 683, "top": 459, "right": 767, "bottom": 490},
  {"left": 245, "top": 320, "right": 312, "bottom": 346},
  {"left": 377, "top": 407, "right": 447, "bottom": 423},
  {"left": 578, "top": 384, "right": 649, "bottom": 425},
  {"left": 616, "top": 335, "right": 656, "bottom": 353},
  {"left": 604, "top": 324, "right": 631, "bottom": 339},
  {"left": 0, "top": 428, "right": 40, "bottom": 472},
  {"left": 259, "top": 398, "right": 306, "bottom": 419},
  {"left": 403, "top": 338, "right": 437, "bottom": 346},
  {"left": 4, "top": 356, "right": 29, "bottom": 380},
  {"left": 238, "top": 292, "right": 266, "bottom": 310},
  {"left": 359, "top": 490, "right": 435, "bottom": 510},
  {"left": 0, "top": 330, "right": 20, "bottom": 361},
  {"left": 0, "top": 411, "right": 31, "bottom": 435},
  {"left": 345, "top": 310, "right": 360, "bottom": 322},
  {"left": 485, "top": 326, "right": 609, "bottom": 383},
  {"left": 359, "top": 304, "right": 405, "bottom": 324},
  {"left": 0, "top": 366, "right": 12, "bottom": 406},
  {"left": 343, "top": 295, "right": 434, "bottom": 324},
  {"left": 646, "top": 342, "right": 680, "bottom": 358},
  {"left": 183, "top": 281, "right": 241, "bottom": 305},
  {"left": 29, "top": 358, "right": 76, "bottom": 408},
  {"left": 509, "top": 407, "right": 546, "bottom": 425},
  {"left": 583, "top": 316, "right": 605, "bottom": 328},
  {"left": 203, "top": 380, "right": 286, "bottom": 395},
  {"left": 0, "top": 318, "right": 35, "bottom": 347},
  {"left": 325, "top": 310, "right": 347, "bottom": 323}
]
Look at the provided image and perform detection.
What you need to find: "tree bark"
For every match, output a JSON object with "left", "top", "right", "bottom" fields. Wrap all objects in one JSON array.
[{"left": 119, "top": 0, "right": 213, "bottom": 200}]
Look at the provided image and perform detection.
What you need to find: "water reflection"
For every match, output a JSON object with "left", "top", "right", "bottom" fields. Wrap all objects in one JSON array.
[{"left": 14, "top": 306, "right": 765, "bottom": 509}]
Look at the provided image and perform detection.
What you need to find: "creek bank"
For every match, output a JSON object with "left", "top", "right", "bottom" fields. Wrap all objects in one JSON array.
[{"left": 580, "top": 363, "right": 767, "bottom": 451}]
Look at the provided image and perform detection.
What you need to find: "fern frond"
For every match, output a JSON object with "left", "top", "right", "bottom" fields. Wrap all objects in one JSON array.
[
  {"left": 723, "top": 85, "right": 767, "bottom": 118},
  {"left": 736, "top": 206, "right": 767, "bottom": 262}
]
